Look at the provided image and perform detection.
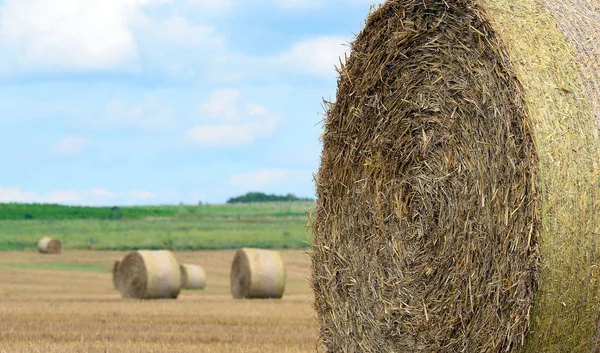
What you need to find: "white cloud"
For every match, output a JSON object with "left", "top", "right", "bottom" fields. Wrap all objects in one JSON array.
[
  {"left": 0, "top": 186, "right": 80, "bottom": 203},
  {"left": 246, "top": 104, "right": 268, "bottom": 117},
  {"left": 188, "top": 0, "right": 234, "bottom": 12},
  {"left": 183, "top": 117, "right": 277, "bottom": 147},
  {"left": 185, "top": 89, "right": 278, "bottom": 147},
  {"left": 90, "top": 188, "right": 156, "bottom": 201},
  {"left": 198, "top": 89, "right": 241, "bottom": 120},
  {"left": 102, "top": 96, "right": 174, "bottom": 130},
  {"left": 0, "top": 187, "right": 39, "bottom": 203},
  {"left": 0, "top": 0, "right": 145, "bottom": 72},
  {"left": 51, "top": 137, "right": 89, "bottom": 157},
  {"left": 91, "top": 188, "right": 116, "bottom": 198},
  {"left": 228, "top": 168, "right": 310, "bottom": 190},
  {"left": 274, "top": 36, "right": 349, "bottom": 77},
  {"left": 143, "top": 14, "right": 223, "bottom": 48},
  {"left": 189, "top": 0, "right": 382, "bottom": 11},
  {"left": 266, "top": 0, "right": 320, "bottom": 9},
  {"left": 45, "top": 190, "right": 82, "bottom": 204},
  {"left": 0, "top": 0, "right": 221, "bottom": 74},
  {"left": 0, "top": 186, "right": 157, "bottom": 205},
  {"left": 130, "top": 190, "right": 157, "bottom": 199}
]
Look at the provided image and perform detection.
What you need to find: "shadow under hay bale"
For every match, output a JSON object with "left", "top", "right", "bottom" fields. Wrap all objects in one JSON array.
[
  {"left": 311, "top": 0, "right": 600, "bottom": 352},
  {"left": 230, "top": 248, "right": 286, "bottom": 299},
  {"left": 179, "top": 264, "right": 206, "bottom": 290},
  {"left": 37, "top": 237, "right": 62, "bottom": 254},
  {"left": 118, "top": 250, "right": 181, "bottom": 299}
]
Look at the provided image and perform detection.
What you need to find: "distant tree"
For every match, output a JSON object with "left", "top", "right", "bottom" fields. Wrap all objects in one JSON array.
[
  {"left": 111, "top": 206, "right": 122, "bottom": 220},
  {"left": 226, "top": 192, "right": 313, "bottom": 204}
]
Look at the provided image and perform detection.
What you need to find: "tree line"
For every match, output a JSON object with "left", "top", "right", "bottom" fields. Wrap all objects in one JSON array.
[{"left": 226, "top": 192, "right": 313, "bottom": 204}]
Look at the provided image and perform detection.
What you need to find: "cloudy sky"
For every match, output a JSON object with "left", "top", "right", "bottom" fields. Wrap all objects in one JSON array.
[{"left": 0, "top": 0, "right": 382, "bottom": 205}]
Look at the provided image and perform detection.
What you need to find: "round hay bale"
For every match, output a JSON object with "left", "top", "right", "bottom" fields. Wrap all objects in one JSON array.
[
  {"left": 230, "top": 248, "right": 286, "bottom": 299},
  {"left": 311, "top": 1, "right": 600, "bottom": 352},
  {"left": 37, "top": 237, "right": 61, "bottom": 254},
  {"left": 118, "top": 250, "right": 181, "bottom": 299},
  {"left": 112, "top": 260, "right": 122, "bottom": 290},
  {"left": 179, "top": 264, "right": 206, "bottom": 290}
]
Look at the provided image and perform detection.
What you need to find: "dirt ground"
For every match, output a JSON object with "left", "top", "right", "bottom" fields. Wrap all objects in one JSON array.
[{"left": 0, "top": 250, "right": 320, "bottom": 352}]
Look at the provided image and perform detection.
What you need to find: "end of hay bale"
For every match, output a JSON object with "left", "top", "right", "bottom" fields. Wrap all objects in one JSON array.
[
  {"left": 118, "top": 250, "right": 181, "bottom": 299},
  {"left": 180, "top": 264, "right": 206, "bottom": 290},
  {"left": 179, "top": 264, "right": 187, "bottom": 289},
  {"left": 112, "top": 260, "right": 122, "bottom": 290},
  {"left": 230, "top": 248, "right": 286, "bottom": 299},
  {"left": 310, "top": 0, "right": 600, "bottom": 351},
  {"left": 37, "top": 237, "right": 62, "bottom": 254}
]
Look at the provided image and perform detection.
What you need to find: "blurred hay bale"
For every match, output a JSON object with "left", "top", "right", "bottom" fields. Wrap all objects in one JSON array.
[
  {"left": 311, "top": 0, "right": 600, "bottom": 352},
  {"left": 112, "top": 260, "right": 122, "bottom": 290},
  {"left": 179, "top": 264, "right": 206, "bottom": 290},
  {"left": 230, "top": 248, "right": 286, "bottom": 299},
  {"left": 118, "top": 250, "right": 181, "bottom": 299},
  {"left": 37, "top": 237, "right": 61, "bottom": 254}
]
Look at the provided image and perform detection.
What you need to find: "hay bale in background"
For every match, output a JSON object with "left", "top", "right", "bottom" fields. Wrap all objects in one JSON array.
[
  {"left": 230, "top": 248, "right": 285, "bottom": 299},
  {"left": 37, "top": 237, "right": 61, "bottom": 254},
  {"left": 112, "top": 260, "right": 122, "bottom": 290},
  {"left": 179, "top": 264, "right": 206, "bottom": 290},
  {"left": 311, "top": 0, "right": 599, "bottom": 352},
  {"left": 118, "top": 250, "right": 181, "bottom": 299}
]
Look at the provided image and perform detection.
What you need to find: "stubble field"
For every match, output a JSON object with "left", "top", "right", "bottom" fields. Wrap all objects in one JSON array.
[{"left": 0, "top": 249, "right": 320, "bottom": 352}]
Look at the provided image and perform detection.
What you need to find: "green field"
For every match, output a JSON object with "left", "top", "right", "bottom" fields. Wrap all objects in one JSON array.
[
  {"left": 0, "top": 262, "right": 109, "bottom": 272},
  {"left": 0, "top": 202, "right": 314, "bottom": 251}
]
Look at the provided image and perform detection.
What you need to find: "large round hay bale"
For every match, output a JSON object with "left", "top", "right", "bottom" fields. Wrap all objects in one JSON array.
[
  {"left": 118, "top": 250, "right": 181, "bottom": 299},
  {"left": 179, "top": 264, "right": 206, "bottom": 290},
  {"left": 37, "top": 237, "right": 61, "bottom": 254},
  {"left": 311, "top": 1, "right": 600, "bottom": 352},
  {"left": 230, "top": 248, "right": 286, "bottom": 299},
  {"left": 112, "top": 260, "right": 122, "bottom": 290}
]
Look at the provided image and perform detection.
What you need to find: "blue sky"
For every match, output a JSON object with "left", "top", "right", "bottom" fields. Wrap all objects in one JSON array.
[{"left": 0, "top": 0, "right": 382, "bottom": 205}]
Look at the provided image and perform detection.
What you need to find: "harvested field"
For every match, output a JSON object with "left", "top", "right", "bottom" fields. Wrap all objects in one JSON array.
[{"left": 0, "top": 250, "right": 317, "bottom": 353}]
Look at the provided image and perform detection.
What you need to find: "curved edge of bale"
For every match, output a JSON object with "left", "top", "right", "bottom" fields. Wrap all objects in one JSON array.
[
  {"left": 118, "top": 250, "right": 181, "bottom": 299},
  {"left": 179, "top": 264, "right": 188, "bottom": 290},
  {"left": 180, "top": 264, "right": 206, "bottom": 290},
  {"left": 230, "top": 248, "right": 286, "bottom": 299},
  {"left": 112, "top": 260, "right": 122, "bottom": 290},
  {"left": 37, "top": 237, "right": 62, "bottom": 254}
]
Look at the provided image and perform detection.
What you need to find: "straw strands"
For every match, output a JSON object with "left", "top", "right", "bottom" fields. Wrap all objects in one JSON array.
[
  {"left": 311, "top": 0, "right": 599, "bottom": 352},
  {"left": 179, "top": 264, "right": 206, "bottom": 290},
  {"left": 540, "top": 0, "right": 600, "bottom": 128},
  {"left": 230, "top": 248, "right": 286, "bottom": 299},
  {"left": 118, "top": 250, "right": 181, "bottom": 299},
  {"left": 37, "top": 237, "right": 62, "bottom": 254}
]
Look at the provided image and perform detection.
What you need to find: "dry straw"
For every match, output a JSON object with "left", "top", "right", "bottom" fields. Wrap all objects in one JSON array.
[
  {"left": 179, "top": 264, "right": 206, "bottom": 290},
  {"left": 118, "top": 250, "right": 181, "bottom": 299},
  {"left": 230, "top": 248, "right": 286, "bottom": 299},
  {"left": 311, "top": 0, "right": 600, "bottom": 352},
  {"left": 112, "top": 260, "right": 122, "bottom": 290},
  {"left": 37, "top": 237, "right": 61, "bottom": 254}
]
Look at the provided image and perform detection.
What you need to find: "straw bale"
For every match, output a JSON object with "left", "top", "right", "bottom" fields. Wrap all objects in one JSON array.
[
  {"left": 118, "top": 250, "right": 181, "bottom": 299},
  {"left": 311, "top": 1, "right": 600, "bottom": 352},
  {"left": 37, "top": 237, "right": 61, "bottom": 254},
  {"left": 230, "top": 248, "right": 286, "bottom": 299},
  {"left": 179, "top": 264, "right": 206, "bottom": 290},
  {"left": 112, "top": 260, "right": 122, "bottom": 290}
]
